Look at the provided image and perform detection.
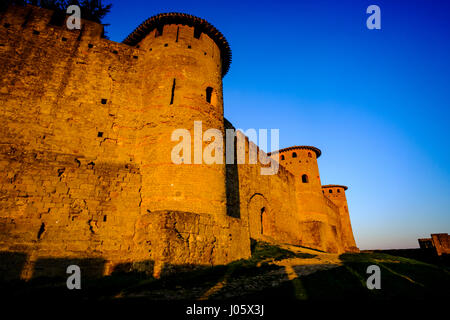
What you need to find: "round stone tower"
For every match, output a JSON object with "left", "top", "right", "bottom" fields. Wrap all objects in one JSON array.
[
  {"left": 123, "top": 13, "right": 231, "bottom": 217},
  {"left": 322, "top": 185, "right": 359, "bottom": 252},
  {"left": 275, "top": 146, "right": 334, "bottom": 251},
  {"left": 277, "top": 146, "right": 323, "bottom": 193}
]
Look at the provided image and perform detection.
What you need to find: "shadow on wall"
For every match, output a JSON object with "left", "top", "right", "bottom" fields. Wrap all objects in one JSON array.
[
  {"left": 0, "top": 250, "right": 154, "bottom": 300},
  {"left": 0, "top": 250, "right": 230, "bottom": 300},
  {"left": 0, "top": 250, "right": 231, "bottom": 283},
  {"left": 32, "top": 257, "right": 107, "bottom": 279},
  {"left": 0, "top": 251, "right": 109, "bottom": 282},
  {"left": 0, "top": 251, "right": 28, "bottom": 281},
  {"left": 224, "top": 119, "right": 240, "bottom": 219}
]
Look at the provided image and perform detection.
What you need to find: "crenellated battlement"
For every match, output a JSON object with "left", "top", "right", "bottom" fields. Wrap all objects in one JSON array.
[
  {"left": 0, "top": 5, "right": 103, "bottom": 40},
  {"left": 123, "top": 12, "right": 231, "bottom": 77}
]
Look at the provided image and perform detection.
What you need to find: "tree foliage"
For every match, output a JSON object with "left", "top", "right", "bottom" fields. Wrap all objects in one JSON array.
[{"left": 1, "top": 0, "right": 112, "bottom": 24}]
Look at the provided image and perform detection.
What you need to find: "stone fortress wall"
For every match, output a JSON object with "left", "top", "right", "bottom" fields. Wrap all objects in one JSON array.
[
  {"left": 0, "top": 5, "right": 358, "bottom": 280},
  {"left": 418, "top": 233, "right": 450, "bottom": 256}
]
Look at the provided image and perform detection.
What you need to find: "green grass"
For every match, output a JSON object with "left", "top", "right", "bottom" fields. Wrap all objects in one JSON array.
[
  {"left": 248, "top": 252, "right": 450, "bottom": 300},
  {"left": 1, "top": 244, "right": 448, "bottom": 301},
  {"left": 250, "top": 240, "right": 317, "bottom": 262},
  {"left": 117, "top": 241, "right": 316, "bottom": 298}
]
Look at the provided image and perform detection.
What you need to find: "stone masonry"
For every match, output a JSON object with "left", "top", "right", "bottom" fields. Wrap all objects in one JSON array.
[
  {"left": 418, "top": 233, "right": 450, "bottom": 256},
  {"left": 0, "top": 5, "right": 358, "bottom": 280}
]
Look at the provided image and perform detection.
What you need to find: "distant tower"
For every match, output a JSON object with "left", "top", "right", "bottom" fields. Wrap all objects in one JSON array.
[
  {"left": 322, "top": 185, "right": 359, "bottom": 252},
  {"left": 123, "top": 13, "right": 232, "bottom": 218},
  {"left": 276, "top": 146, "right": 337, "bottom": 251},
  {"left": 277, "top": 146, "right": 323, "bottom": 191}
]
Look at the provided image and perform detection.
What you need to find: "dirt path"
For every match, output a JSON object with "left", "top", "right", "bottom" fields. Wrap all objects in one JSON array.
[{"left": 122, "top": 243, "right": 343, "bottom": 300}]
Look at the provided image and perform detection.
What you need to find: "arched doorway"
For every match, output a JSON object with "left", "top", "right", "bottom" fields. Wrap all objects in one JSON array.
[{"left": 247, "top": 194, "right": 269, "bottom": 239}]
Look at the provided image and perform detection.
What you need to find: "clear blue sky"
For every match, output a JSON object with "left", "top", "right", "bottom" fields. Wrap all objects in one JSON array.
[{"left": 104, "top": 0, "right": 450, "bottom": 250}]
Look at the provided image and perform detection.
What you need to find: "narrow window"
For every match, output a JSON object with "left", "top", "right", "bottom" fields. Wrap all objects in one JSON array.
[
  {"left": 176, "top": 26, "right": 179, "bottom": 42},
  {"left": 292, "top": 152, "right": 297, "bottom": 158},
  {"left": 260, "top": 207, "right": 265, "bottom": 234},
  {"left": 194, "top": 26, "right": 202, "bottom": 39},
  {"left": 329, "top": 189, "right": 332, "bottom": 193},
  {"left": 206, "top": 87, "right": 213, "bottom": 103},
  {"left": 170, "top": 78, "right": 176, "bottom": 105},
  {"left": 37, "top": 223, "right": 45, "bottom": 240},
  {"left": 281, "top": 155, "right": 285, "bottom": 160},
  {"left": 337, "top": 189, "right": 341, "bottom": 193},
  {"left": 302, "top": 174, "right": 309, "bottom": 183},
  {"left": 155, "top": 25, "right": 163, "bottom": 37},
  {"left": 308, "top": 152, "right": 312, "bottom": 158}
]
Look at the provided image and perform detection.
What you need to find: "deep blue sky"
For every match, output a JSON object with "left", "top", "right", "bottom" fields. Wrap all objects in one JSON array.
[{"left": 104, "top": 0, "right": 450, "bottom": 250}]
